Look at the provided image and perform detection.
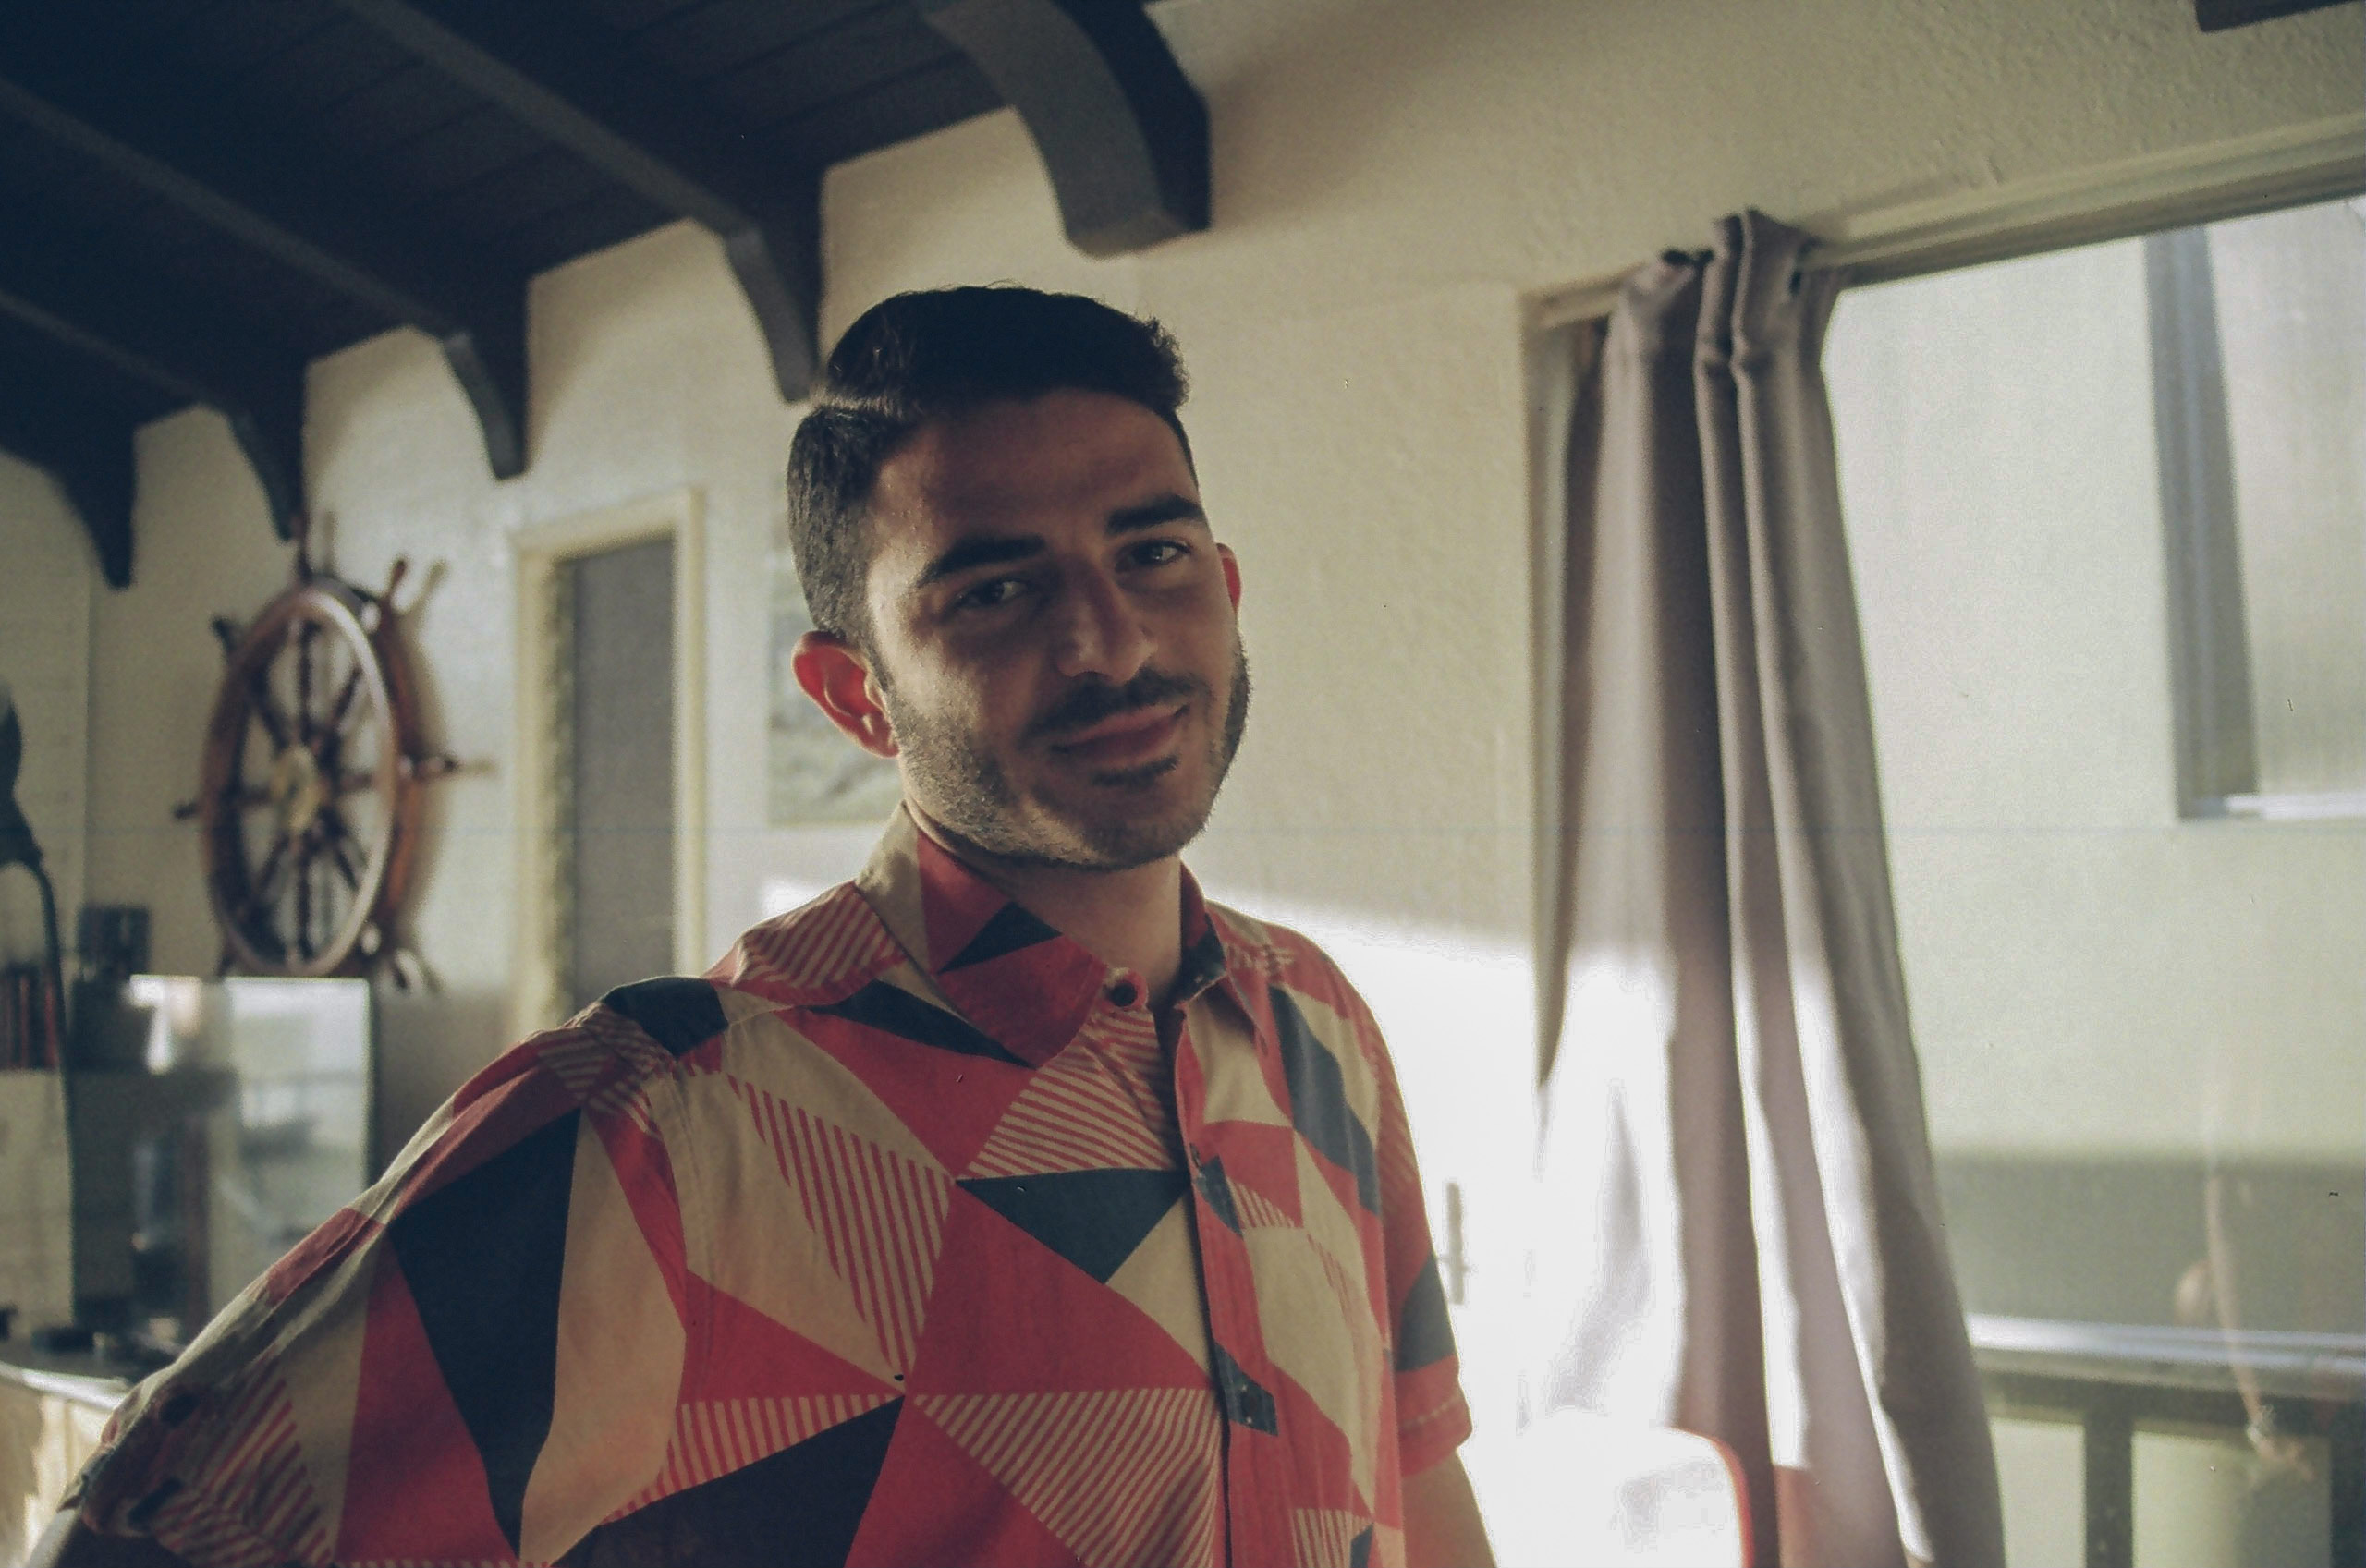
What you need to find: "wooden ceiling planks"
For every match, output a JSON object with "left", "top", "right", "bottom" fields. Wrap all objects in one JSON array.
[{"left": 0, "top": 0, "right": 1208, "bottom": 585}]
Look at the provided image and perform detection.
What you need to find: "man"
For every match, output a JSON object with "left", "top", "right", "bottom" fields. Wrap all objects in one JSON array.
[{"left": 40, "top": 286, "right": 1494, "bottom": 1567}]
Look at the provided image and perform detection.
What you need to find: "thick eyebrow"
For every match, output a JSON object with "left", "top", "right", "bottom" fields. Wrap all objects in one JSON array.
[
  {"left": 915, "top": 534, "right": 1044, "bottom": 590},
  {"left": 1108, "top": 493, "right": 1207, "bottom": 532},
  {"left": 913, "top": 494, "right": 1208, "bottom": 591}
]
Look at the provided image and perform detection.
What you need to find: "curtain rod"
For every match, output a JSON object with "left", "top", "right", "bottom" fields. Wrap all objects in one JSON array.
[{"left": 1528, "top": 111, "right": 2365, "bottom": 332}]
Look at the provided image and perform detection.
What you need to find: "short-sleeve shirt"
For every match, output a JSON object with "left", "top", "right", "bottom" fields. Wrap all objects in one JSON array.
[{"left": 69, "top": 808, "right": 1470, "bottom": 1567}]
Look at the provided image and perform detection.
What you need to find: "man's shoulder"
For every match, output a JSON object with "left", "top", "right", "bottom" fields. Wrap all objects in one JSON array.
[
  {"left": 1201, "top": 900, "right": 1376, "bottom": 1029},
  {"left": 704, "top": 880, "right": 903, "bottom": 1009},
  {"left": 531, "top": 880, "right": 901, "bottom": 1081}
]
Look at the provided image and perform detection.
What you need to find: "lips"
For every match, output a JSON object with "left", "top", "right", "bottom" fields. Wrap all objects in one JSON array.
[{"left": 1045, "top": 704, "right": 1186, "bottom": 766}]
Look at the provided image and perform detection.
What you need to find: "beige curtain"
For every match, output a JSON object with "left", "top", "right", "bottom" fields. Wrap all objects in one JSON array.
[{"left": 1528, "top": 211, "right": 2004, "bottom": 1567}]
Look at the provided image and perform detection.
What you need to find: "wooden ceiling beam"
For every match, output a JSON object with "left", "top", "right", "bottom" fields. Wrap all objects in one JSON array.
[
  {"left": 918, "top": 0, "right": 1208, "bottom": 256},
  {"left": 0, "top": 52, "right": 530, "bottom": 481},
  {"left": 328, "top": 0, "right": 822, "bottom": 401},
  {"left": 0, "top": 380, "right": 135, "bottom": 588},
  {"left": 0, "top": 221, "right": 307, "bottom": 539}
]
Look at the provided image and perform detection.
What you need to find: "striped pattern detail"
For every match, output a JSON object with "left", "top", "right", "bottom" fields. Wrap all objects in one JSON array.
[
  {"left": 717, "top": 883, "right": 900, "bottom": 1000},
  {"left": 1290, "top": 1508, "right": 1373, "bottom": 1568},
  {"left": 147, "top": 1370, "right": 331, "bottom": 1568},
  {"left": 738, "top": 1079, "right": 949, "bottom": 1371},
  {"left": 1234, "top": 1181, "right": 1297, "bottom": 1230},
  {"left": 608, "top": 1393, "right": 895, "bottom": 1516},
  {"left": 921, "top": 1389, "right": 1222, "bottom": 1568},
  {"left": 966, "top": 1042, "right": 1173, "bottom": 1178},
  {"left": 535, "top": 1018, "right": 675, "bottom": 1131},
  {"left": 1084, "top": 1005, "right": 1165, "bottom": 1082}
]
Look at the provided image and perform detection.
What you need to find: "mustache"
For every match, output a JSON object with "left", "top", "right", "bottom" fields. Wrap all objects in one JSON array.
[{"left": 1025, "top": 668, "right": 1206, "bottom": 743}]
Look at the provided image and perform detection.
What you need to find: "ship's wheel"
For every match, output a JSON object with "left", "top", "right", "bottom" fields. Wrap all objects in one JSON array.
[{"left": 183, "top": 529, "right": 454, "bottom": 979}]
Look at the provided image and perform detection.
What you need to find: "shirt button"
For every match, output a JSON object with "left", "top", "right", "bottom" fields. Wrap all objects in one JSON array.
[{"left": 1108, "top": 980, "right": 1139, "bottom": 1008}]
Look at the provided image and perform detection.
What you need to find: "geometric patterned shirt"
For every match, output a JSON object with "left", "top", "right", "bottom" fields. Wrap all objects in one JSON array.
[{"left": 68, "top": 807, "right": 1470, "bottom": 1567}]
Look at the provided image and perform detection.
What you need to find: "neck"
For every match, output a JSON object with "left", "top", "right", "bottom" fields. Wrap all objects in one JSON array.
[{"left": 911, "top": 808, "right": 1187, "bottom": 1002}]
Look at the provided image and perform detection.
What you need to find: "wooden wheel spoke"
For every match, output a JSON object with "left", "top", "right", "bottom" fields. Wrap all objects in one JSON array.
[
  {"left": 250, "top": 831, "right": 292, "bottom": 901},
  {"left": 244, "top": 668, "right": 292, "bottom": 750},
  {"left": 324, "top": 663, "right": 368, "bottom": 735},
  {"left": 242, "top": 832, "right": 296, "bottom": 954},
  {"left": 293, "top": 831, "right": 317, "bottom": 959},
  {"left": 319, "top": 811, "right": 363, "bottom": 889},
  {"left": 222, "top": 784, "right": 272, "bottom": 812},
  {"left": 294, "top": 622, "right": 319, "bottom": 745}
]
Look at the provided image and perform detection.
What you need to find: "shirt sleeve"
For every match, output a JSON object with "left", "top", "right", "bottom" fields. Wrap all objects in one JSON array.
[
  {"left": 66, "top": 999, "right": 704, "bottom": 1567},
  {"left": 1373, "top": 1028, "right": 1474, "bottom": 1474},
  {"left": 1328, "top": 972, "right": 1474, "bottom": 1478}
]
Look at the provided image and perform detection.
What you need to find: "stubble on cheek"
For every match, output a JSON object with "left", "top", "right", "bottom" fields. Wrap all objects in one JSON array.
[{"left": 876, "top": 632, "right": 1251, "bottom": 871}]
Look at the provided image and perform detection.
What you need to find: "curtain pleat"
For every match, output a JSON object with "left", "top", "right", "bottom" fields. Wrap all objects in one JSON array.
[{"left": 1531, "top": 211, "right": 2004, "bottom": 1567}]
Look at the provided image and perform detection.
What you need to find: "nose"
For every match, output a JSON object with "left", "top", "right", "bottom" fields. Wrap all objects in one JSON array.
[{"left": 1052, "top": 565, "right": 1154, "bottom": 684}]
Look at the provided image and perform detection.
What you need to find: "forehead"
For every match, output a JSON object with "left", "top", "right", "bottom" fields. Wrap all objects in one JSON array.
[{"left": 869, "top": 390, "right": 1195, "bottom": 550}]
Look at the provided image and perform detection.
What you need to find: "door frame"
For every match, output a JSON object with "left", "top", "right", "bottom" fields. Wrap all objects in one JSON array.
[{"left": 510, "top": 488, "right": 706, "bottom": 1037}]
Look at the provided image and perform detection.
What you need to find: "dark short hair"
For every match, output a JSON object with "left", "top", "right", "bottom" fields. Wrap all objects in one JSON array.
[{"left": 786, "top": 286, "right": 1192, "bottom": 645}]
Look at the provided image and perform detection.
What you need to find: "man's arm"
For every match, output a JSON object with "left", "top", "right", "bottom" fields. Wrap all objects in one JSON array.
[
  {"left": 1403, "top": 1450, "right": 1495, "bottom": 1568},
  {"left": 29, "top": 1511, "right": 189, "bottom": 1568}
]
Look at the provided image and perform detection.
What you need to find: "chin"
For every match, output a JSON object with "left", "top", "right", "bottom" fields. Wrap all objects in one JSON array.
[{"left": 1035, "top": 781, "right": 1218, "bottom": 870}]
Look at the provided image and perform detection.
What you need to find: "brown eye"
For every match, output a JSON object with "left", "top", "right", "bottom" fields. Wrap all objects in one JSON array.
[
  {"left": 955, "top": 577, "right": 1030, "bottom": 611},
  {"left": 1128, "top": 540, "right": 1189, "bottom": 569}
]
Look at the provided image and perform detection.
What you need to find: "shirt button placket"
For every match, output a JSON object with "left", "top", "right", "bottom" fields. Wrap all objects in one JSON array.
[{"left": 1175, "top": 1010, "right": 1285, "bottom": 1565}]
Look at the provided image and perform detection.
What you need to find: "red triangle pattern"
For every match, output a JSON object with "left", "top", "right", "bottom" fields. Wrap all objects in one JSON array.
[
  {"left": 848, "top": 1401, "right": 1083, "bottom": 1568},
  {"left": 903, "top": 1189, "right": 1210, "bottom": 1395},
  {"left": 798, "top": 1005, "right": 1033, "bottom": 1173},
  {"left": 683, "top": 1276, "right": 906, "bottom": 1404},
  {"left": 335, "top": 1254, "right": 514, "bottom": 1562},
  {"left": 919, "top": 1389, "right": 1221, "bottom": 1568},
  {"left": 587, "top": 1107, "right": 691, "bottom": 1325},
  {"left": 1204, "top": 1120, "right": 1303, "bottom": 1227}
]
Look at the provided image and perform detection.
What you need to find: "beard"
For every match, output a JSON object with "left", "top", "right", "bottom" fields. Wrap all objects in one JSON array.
[{"left": 883, "top": 637, "right": 1251, "bottom": 873}]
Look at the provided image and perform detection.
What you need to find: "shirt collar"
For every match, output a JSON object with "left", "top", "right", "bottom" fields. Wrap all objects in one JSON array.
[{"left": 854, "top": 806, "right": 1234, "bottom": 1067}]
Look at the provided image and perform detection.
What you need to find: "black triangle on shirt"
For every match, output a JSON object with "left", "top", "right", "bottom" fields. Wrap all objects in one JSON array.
[
  {"left": 1395, "top": 1252, "right": 1458, "bottom": 1372},
  {"left": 812, "top": 979, "right": 1025, "bottom": 1064},
  {"left": 940, "top": 901, "right": 1062, "bottom": 972},
  {"left": 599, "top": 976, "right": 727, "bottom": 1057},
  {"left": 557, "top": 1400, "right": 902, "bottom": 1568},
  {"left": 1195, "top": 1156, "right": 1243, "bottom": 1234},
  {"left": 957, "top": 1168, "right": 1188, "bottom": 1283},
  {"left": 388, "top": 1109, "right": 579, "bottom": 1556},
  {"left": 1271, "top": 988, "right": 1380, "bottom": 1212}
]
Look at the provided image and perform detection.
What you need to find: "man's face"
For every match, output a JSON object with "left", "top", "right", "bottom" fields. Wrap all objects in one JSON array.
[{"left": 852, "top": 389, "right": 1249, "bottom": 871}]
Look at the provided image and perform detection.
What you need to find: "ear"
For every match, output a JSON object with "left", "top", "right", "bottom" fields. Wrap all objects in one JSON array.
[
  {"left": 791, "top": 631, "right": 899, "bottom": 760},
  {"left": 1217, "top": 542, "right": 1242, "bottom": 611}
]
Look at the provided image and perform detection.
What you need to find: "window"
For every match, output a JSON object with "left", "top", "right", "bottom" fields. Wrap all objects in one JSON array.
[
  {"left": 512, "top": 492, "right": 705, "bottom": 1034},
  {"left": 2150, "top": 197, "right": 2366, "bottom": 820},
  {"left": 1827, "top": 196, "right": 2363, "bottom": 1568}
]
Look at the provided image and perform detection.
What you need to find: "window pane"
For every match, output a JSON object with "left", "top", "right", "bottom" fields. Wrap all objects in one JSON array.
[
  {"left": 2209, "top": 199, "right": 2366, "bottom": 797},
  {"left": 1825, "top": 208, "right": 2363, "bottom": 1562}
]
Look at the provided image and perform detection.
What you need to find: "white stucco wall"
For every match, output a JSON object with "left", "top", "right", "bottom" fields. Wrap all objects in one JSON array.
[{"left": 18, "top": 0, "right": 2358, "bottom": 1468}]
